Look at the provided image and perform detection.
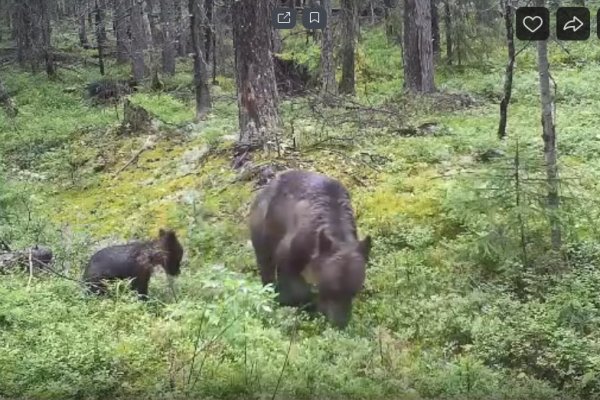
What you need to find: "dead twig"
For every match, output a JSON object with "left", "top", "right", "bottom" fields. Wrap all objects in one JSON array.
[
  {"left": 27, "top": 249, "right": 33, "bottom": 288},
  {"left": 113, "top": 136, "right": 156, "bottom": 178}
]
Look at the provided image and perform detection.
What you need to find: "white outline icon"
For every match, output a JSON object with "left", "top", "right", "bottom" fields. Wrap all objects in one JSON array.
[
  {"left": 277, "top": 11, "right": 292, "bottom": 25},
  {"left": 522, "top": 15, "right": 543, "bottom": 33},
  {"left": 563, "top": 16, "right": 584, "bottom": 32}
]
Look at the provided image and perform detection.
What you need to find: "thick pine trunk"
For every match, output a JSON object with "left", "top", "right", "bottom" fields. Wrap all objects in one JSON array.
[
  {"left": 403, "top": 0, "right": 435, "bottom": 93},
  {"left": 339, "top": 0, "right": 357, "bottom": 95},
  {"left": 189, "top": 0, "right": 211, "bottom": 120},
  {"left": 232, "top": 0, "right": 280, "bottom": 148}
]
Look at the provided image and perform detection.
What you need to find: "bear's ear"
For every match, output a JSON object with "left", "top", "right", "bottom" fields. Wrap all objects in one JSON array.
[
  {"left": 317, "top": 229, "right": 333, "bottom": 255},
  {"left": 159, "top": 228, "right": 166, "bottom": 237},
  {"left": 358, "top": 235, "right": 372, "bottom": 262}
]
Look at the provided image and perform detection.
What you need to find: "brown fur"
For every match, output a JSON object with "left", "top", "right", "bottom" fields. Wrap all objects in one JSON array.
[
  {"left": 83, "top": 228, "right": 184, "bottom": 298},
  {"left": 249, "top": 170, "right": 371, "bottom": 328}
]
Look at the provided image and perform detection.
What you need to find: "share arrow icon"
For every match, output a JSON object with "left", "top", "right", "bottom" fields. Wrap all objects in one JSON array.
[
  {"left": 563, "top": 16, "right": 584, "bottom": 32},
  {"left": 557, "top": 7, "right": 590, "bottom": 41}
]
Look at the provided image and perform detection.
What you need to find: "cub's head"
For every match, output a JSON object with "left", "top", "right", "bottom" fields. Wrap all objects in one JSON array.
[{"left": 157, "top": 228, "right": 184, "bottom": 276}]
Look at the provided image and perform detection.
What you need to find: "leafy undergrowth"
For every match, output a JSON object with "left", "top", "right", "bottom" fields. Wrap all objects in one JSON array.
[{"left": 1, "top": 28, "right": 600, "bottom": 400}]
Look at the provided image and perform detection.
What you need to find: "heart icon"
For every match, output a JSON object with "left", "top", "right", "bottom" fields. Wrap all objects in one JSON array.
[{"left": 523, "top": 15, "right": 544, "bottom": 33}]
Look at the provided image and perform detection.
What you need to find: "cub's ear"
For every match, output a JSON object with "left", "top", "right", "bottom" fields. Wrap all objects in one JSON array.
[
  {"left": 358, "top": 235, "right": 372, "bottom": 262},
  {"left": 317, "top": 229, "right": 333, "bottom": 255}
]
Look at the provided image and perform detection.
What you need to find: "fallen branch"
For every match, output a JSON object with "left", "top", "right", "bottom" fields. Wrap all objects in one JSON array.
[
  {"left": 27, "top": 249, "right": 33, "bottom": 288},
  {"left": 113, "top": 136, "right": 156, "bottom": 178}
]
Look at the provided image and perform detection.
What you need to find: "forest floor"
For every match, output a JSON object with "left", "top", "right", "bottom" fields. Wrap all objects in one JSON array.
[{"left": 1, "top": 28, "right": 600, "bottom": 399}]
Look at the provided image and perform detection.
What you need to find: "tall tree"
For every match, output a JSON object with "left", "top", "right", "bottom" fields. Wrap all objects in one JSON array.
[
  {"left": 14, "top": 0, "right": 55, "bottom": 77},
  {"left": 204, "top": 0, "right": 213, "bottom": 74},
  {"left": 175, "top": 0, "right": 189, "bottom": 57},
  {"left": 160, "top": 0, "right": 176, "bottom": 75},
  {"left": 94, "top": 0, "right": 106, "bottom": 75},
  {"left": 498, "top": 0, "right": 515, "bottom": 139},
  {"left": 232, "top": 0, "right": 280, "bottom": 148},
  {"left": 431, "top": 0, "right": 440, "bottom": 58},
  {"left": 339, "top": 0, "right": 358, "bottom": 95},
  {"left": 79, "top": 0, "right": 91, "bottom": 48},
  {"left": 38, "top": 0, "right": 55, "bottom": 77},
  {"left": 131, "top": 0, "right": 146, "bottom": 83},
  {"left": 113, "top": 0, "right": 130, "bottom": 63},
  {"left": 320, "top": 0, "right": 337, "bottom": 95},
  {"left": 403, "top": 0, "right": 435, "bottom": 93},
  {"left": 443, "top": 0, "right": 452, "bottom": 65},
  {"left": 188, "top": 0, "right": 211, "bottom": 120},
  {"left": 535, "top": 0, "right": 561, "bottom": 251},
  {"left": 145, "top": 0, "right": 162, "bottom": 88}
]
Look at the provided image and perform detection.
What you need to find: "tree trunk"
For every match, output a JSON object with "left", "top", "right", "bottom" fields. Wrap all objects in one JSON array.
[
  {"left": 271, "top": 25, "right": 283, "bottom": 54},
  {"left": 14, "top": 2, "right": 30, "bottom": 67},
  {"left": 145, "top": 0, "right": 162, "bottom": 89},
  {"left": 79, "top": 0, "right": 91, "bottom": 48},
  {"left": 232, "top": 0, "right": 280, "bottom": 148},
  {"left": 431, "top": 0, "right": 440, "bottom": 59},
  {"left": 536, "top": 0, "right": 561, "bottom": 252},
  {"left": 0, "top": 1, "right": 3, "bottom": 42},
  {"left": 160, "top": 0, "right": 176, "bottom": 75},
  {"left": 211, "top": 17, "right": 217, "bottom": 84},
  {"left": 189, "top": 0, "right": 211, "bottom": 120},
  {"left": 403, "top": 0, "right": 435, "bottom": 93},
  {"left": 443, "top": 0, "right": 452, "bottom": 65},
  {"left": 94, "top": 0, "right": 106, "bottom": 75},
  {"left": 88, "top": 0, "right": 93, "bottom": 26},
  {"left": 14, "top": 0, "right": 55, "bottom": 76},
  {"left": 131, "top": 0, "right": 146, "bottom": 83},
  {"left": 204, "top": 0, "right": 213, "bottom": 73},
  {"left": 175, "top": 0, "right": 189, "bottom": 57},
  {"left": 339, "top": 0, "right": 357, "bottom": 95},
  {"left": 320, "top": 0, "right": 337, "bottom": 95},
  {"left": 38, "top": 0, "right": 56, "bottom": 77},
  {"left": 114, "top": 0, "right": 130, "bottom": 63},
  {"left": 143, "top": 0, "right": 154, "bottom": 41},
  {"left": 498, "top": 0, "right": 515, "bottom": 139}
]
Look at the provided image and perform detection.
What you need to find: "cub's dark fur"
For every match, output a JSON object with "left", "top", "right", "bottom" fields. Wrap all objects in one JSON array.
[{"left": 83, "top": 228, "right": 183, "bottom": 298}]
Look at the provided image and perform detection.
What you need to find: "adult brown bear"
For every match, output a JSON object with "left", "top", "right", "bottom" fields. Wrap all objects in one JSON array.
[
  {"left": 249, "top": 170, "right": 371, "bottom": 328},
  {"left": 83, "top": 228, "right": 184, "bottom": 299}
]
